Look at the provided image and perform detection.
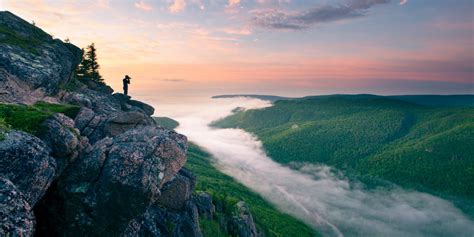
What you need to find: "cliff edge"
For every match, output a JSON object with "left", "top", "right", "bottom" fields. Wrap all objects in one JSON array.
[{"left": 0, "top": 11, "right": 215, "bottom": 237}]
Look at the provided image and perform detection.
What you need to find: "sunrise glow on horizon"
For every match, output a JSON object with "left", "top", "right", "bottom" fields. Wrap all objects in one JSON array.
[{"left": 2, "top": 0, "right": 473, "bottom": 97}]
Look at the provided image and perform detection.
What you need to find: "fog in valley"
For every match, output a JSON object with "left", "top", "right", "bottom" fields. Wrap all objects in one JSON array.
[{"left": 151, "top": 97, "right": 474, "bottom": 237}]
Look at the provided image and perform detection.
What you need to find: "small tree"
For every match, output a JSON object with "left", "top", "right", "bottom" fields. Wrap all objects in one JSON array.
[
  {"left": 86, "top": 43, "right": 103, "bottom": 82},
  {"left": 75, "top": 48, "right": 88, "bottom": 80},
  {"left": 75, "top": 43, "right": 103, "bottom": 83}
]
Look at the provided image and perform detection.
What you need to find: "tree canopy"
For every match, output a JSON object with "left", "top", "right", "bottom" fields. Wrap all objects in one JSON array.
[{"left": 75, "top": 43, "right": 103, "bottom": 83}]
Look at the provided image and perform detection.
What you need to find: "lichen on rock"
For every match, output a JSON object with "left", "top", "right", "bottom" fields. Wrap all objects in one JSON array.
[
  {"left": 0, "top": 178, "right": 36, "bottom": 236},
  {"left": 0, "top": 11, "right": 82, "bottom": 104},
  {"left": 0, "top": 130, "right": 56, "bottom": 206}
]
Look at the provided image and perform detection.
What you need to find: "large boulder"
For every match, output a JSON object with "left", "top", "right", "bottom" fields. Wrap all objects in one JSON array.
[
  {"left": 68, "top": 91, "right": 157, "bottom": 143},
  {"left": 61, "top": 91, "right": 93, "bottom": 108},
  {"left": 0, "top": 130, "right": 56, "bottom": 206},
  {"left": 73, "top": 106, "right": 96, "bottom": 131},
  {"left": 193, "top": 192, "right": 215, "bottom": 220},
  {"left": 74, "top": 107, "right": 156, "bottom": 143},
  {"left": 0, "top": 11, "right": 82, "bottom": 103},
  {"left": 124, "top": 201, "right": 202, "bottom": 237},
  {"left": 112, "top": 93, "right": 131, "bottom": 107},
  {"left": 129, "top": 99, "right": 155, "bottom": 116},
  {"left": 155, "top": 168, "right": 196, "bottom": 211},
  {"left": 0, "top": 178, "right": 36, "bottom": 236},
  {"left": 40, "top": 113, "right": 90, "bottom": 177},
  {"left": 36, "top": 126, "right": 188, "bottom": 236},
  {"left": 103, "top": 111, "right": 149, "bottom": 137},
  {"left": 61, "top": 89, "right": 122, "bottom": 114},
  {"left": 229, "top": 201, "right": 258, "bottom": 237}
]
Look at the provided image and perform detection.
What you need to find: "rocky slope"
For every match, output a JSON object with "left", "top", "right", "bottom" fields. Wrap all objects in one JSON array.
[
  {"left": 0, "top": 11, "right": 259, "bottom": 237},
  {"left": 0, "top": 11, "right": 82, "bottom": 104}
]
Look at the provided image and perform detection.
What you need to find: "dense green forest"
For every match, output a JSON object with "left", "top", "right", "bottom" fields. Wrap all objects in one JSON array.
[
  {"left": 185, "top": 143, "right": 320, "bottom": 237},
  {"left": 213, "top": 95, "right": 474, "bottom": 201}
]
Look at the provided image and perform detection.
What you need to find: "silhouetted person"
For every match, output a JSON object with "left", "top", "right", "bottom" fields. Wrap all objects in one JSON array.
[{"left": 123, "top": 75, "right": 131, "bottom": 95}]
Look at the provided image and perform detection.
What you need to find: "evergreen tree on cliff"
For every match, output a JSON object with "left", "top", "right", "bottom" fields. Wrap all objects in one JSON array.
[
  {"left": 75, "top": 43, "right": 103, "bottom": 83},
  {"left": 75, "top": 48, "right": 88, "bottom": 80}
]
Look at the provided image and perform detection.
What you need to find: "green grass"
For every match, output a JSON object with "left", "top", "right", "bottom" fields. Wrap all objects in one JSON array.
[
  {"left": 154, "top": 117, "right": 179, "bottom": 130},
  {"left": 185, "top": 143, "right": 320, "bottom": 237},
  {"left": 199, "top": 218, "right": 229, "bottom": 237},
  {"left": 0, "top": 118, "right": 9, "bottom": 140},
  {"left": 0, "top": 102, "right": 80, "bottom": 136},
  {"left": 213, "top": 95, "right": 474, "bottom": 200},
  {"left": 0, "top": 25, "right": 47, "bottom": 55},
  {"left": 0, "top": 12, "right": 53, "bottom": 55}
]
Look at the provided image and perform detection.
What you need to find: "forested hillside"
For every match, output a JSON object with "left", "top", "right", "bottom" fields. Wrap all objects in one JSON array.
[
  {"left": 185, "top": 144, "right": 320, "bottom": 237},
  {"left": 213, "top": 95, "right": 474, "bottom": 200}
]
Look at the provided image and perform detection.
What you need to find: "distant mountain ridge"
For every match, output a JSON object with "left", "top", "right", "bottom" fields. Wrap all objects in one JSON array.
[
  {"left": 388, "top": 94, "right": 474, "bottom": 107},
  {"left": 214, "top": 94, "right": 474, "bottom": 107},
  {"left": 212, "top": 94, "right": 291, "bottom": 102}
]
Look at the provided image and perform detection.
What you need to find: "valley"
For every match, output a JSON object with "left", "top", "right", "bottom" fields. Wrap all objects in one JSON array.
[{"left": 153, "top": 96, "right": 474, "bottom": 237}]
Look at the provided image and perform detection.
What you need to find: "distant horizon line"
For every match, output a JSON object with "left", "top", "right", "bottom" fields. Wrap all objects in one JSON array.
[{"left": 212, "top": 93, "right": 474, "bottom": 98}]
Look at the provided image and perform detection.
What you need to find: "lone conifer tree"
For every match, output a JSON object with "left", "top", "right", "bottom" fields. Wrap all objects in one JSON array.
[
  {"left": 75, "top": 48, "right": 88, "bottom": 80},
  {"left": 85, "top": 43, "right": 103, "bottom": 82},
  {"left": 75, "top": 43, "right": 103, "bottom": 83}
]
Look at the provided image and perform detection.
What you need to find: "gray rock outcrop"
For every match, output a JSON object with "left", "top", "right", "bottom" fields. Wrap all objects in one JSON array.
[
  {"left": 65, "top": 90, "right": 156, "bottom": 143},
  {"left": 36, "top": 126, "right": 188, "bottom": 236},
  {"left": 0, "top": 11, "right": 82, "bottom": 103},
  {"left": 40, "top": 113, "right": 89, "bottom": 177},
  {"left": 0, "top": 178, "right": 36, "bottom": 236},
  {"left": 129, "top": 99, "right": 155, "bottom": 116},
  {"left": 124, "top": 201, "right": 202, "bottom": 237},
  {"left": 193, "top": 192, "right": 216, "bottom": 220},
  {"left": 155, "top": 168, "right": 196, "bottom": 211},
  {"left": 0, "top": 130, "right": 55, "bottom": 206},
  {"left": 230, "top": 201, "right": 258, "bottom": 237}
]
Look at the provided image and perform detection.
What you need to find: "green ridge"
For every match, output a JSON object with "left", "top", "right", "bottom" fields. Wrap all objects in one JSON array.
[{"left": 213, "top": 95, "right": 474, "bottom": 200}]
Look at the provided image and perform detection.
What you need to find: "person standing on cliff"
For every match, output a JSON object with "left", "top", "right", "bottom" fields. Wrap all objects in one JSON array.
[{"left": 123, "top": 75, "right": 131, "bottom": 96}]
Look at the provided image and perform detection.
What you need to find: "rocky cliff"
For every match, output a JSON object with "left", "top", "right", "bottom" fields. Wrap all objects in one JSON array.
[
  {"left": 0, "top": 11, "right": 82, "bottom": 104},
  {"left": 0, "top": 11, "right": 259, "bottom": 237},
  {"left": 0, "top": 10, "right": 192, "bottom": 236}
]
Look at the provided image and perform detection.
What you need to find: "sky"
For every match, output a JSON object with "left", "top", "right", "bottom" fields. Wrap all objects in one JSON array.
[{"left": 1, "top": 0, "right": 473, "bottom": 98}]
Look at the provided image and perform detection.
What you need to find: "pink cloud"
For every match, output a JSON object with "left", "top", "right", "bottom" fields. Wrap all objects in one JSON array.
[
  {"left": 169, "top": 0, "right": 186, "bottom": 13},
  {"left": 221, "top": 27, "right": 252, "bottom": 35},
  {"left": 134, "top": 1, "right": 153, "bottom": 12},
  {"left": 228, "top": 0, "right": 241, "bottom": 7},
  {"left": 134, "top": 1, "right": 153, "bottom": 11}
]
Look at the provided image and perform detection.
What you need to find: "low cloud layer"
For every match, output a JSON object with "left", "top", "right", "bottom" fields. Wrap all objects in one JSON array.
[
  {"left": 155, "top": 97, "right": 474, "bottom": 237},
  {"left": 252, "top": 0, "right": 403, "bottom": 30}
]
